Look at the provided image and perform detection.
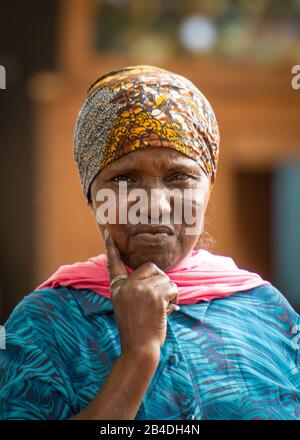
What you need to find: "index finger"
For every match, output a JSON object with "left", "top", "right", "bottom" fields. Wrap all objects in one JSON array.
[{"left": 104, "top": 228, "right": 128, "bottom": 282}]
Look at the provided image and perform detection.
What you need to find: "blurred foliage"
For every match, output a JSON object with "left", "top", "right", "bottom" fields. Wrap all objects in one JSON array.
[{"left": 94, "top": 0, "right": 300, "bottom": 64}]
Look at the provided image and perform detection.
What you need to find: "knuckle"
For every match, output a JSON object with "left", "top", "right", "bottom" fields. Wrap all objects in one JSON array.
[
  {"left": 146, "top": 284, "right": 157, "bottom": 296},
  {"left": 143, "top": 261, "right": 157, "bottom": 271},
  {"left": 133, "top": 283, "right": 143, "bottom": 295}
]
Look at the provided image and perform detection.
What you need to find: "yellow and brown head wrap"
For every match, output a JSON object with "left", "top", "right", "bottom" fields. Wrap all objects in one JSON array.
[{"left": 73, "top": 65, "right": 220, "bottom": 203}]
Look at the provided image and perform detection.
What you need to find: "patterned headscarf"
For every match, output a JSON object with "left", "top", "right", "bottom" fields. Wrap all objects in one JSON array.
[{"left": 73, "top": 65, "right": 220, "bottom": 203}]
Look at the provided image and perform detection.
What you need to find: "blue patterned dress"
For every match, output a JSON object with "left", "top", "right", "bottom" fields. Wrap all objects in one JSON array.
[{"left": 0, "top": 283, "right": 299, "bottom": 419}]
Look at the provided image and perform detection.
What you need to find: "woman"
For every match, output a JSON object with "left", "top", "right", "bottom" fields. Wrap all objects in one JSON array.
[{"left": 0, "top": 65, "right": 299, "bottom": 420}]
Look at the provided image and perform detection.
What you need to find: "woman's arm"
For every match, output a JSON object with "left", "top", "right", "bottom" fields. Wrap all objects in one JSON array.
[
  {"left": 69, "top": 347, "right": 160, "bottom": 420},
  {"left": 71, "top": 231, "right": 178, "bottom": 420},
  {"left": 0, "top": 293, "right": 160, "bottom": 421}
]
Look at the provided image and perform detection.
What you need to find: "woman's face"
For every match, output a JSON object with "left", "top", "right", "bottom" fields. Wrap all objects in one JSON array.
[{"left": 88, "top": 146, "right": 211, "bottom": 271}]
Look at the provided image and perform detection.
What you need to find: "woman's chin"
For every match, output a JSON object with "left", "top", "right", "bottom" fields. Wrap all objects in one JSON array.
[{"left": 122, "top": 251, "right": 177, "bottom": 272}]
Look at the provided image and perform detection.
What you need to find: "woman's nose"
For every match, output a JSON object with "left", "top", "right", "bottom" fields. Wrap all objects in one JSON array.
[{"left": 139, "top": 187, "right": 172, "bottom": 223}]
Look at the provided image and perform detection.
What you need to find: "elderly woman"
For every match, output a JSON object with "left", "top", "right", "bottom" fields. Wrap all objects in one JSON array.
[{"left": 0, "top": 66, "right": 299, "bottom": 420}]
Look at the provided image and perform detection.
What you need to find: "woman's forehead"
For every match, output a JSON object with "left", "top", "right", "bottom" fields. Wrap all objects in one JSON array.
[{"left": 99, "top": 147, "right": 204, "bottom": 174}]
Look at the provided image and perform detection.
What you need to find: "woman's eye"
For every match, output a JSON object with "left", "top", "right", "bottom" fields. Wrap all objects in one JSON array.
[{"left": 169, "top": 173, "right": 194, "bottom": 181}]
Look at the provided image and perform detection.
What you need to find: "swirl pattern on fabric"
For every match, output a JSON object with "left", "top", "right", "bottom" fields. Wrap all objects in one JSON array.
[{"left": 1, "top": 284, "right": 300, "bottom": 419}]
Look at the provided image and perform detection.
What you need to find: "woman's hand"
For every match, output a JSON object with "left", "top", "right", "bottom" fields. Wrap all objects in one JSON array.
[{"left": 104, "top": 228, "right": 179, "bottom": 357}]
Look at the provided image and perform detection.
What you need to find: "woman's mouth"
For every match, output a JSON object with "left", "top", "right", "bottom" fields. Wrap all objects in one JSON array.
[
  {"left": 132, "top": 231, "right": 174, "bottom": 242},
  {"left": 131, "top": 225, "right": 175, "bottom": 243}
]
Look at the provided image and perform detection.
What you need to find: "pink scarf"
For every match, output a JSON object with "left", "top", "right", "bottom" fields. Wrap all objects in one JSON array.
[{"left": 34, "top": 248, "right": 270, "bottom": 304}]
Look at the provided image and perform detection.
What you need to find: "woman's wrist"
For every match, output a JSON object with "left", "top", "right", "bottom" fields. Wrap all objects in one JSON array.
[
  {"left": 70, "top": 345, "right": 160, "bottom": 420},
  {"left": 121, "top": 344, "right": 161, "bottom": 365}
]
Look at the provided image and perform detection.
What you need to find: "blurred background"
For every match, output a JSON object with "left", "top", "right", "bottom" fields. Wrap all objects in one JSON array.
[{"left": 0, "top": 0, "right": 300, "bottom": 322}]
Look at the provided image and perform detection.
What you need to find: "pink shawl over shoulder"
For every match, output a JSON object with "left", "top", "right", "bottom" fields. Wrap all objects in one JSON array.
[{"left": 34, "top": 248, "right": 270, "bottom": 304}]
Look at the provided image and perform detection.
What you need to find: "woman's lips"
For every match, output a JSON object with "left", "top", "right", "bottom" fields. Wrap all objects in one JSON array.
[{"left": 131, "top": 232, "right": 174, "bottom": 242}]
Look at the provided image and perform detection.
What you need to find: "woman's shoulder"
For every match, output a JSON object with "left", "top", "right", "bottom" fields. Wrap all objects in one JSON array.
[
  {"left": 3, "top": 286, "right": 103, "bottom": 334},
  {"left": 215, "top": 283, "right": 299, "bottom": 338},
  {"left": 237, "top": 283, "right": 300, "bottom": 341},
  {"left": 4, "top": 286, "right": 78, "bottom": 323},
  {"left": 2, "top": 286, "right": 107, "bottom": 368},
  {"left": 3, "top": 285, "right": 112, "bottom": 338},
  {"left": 249, "top": 283, "right": 299, "bottom": 317}
]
